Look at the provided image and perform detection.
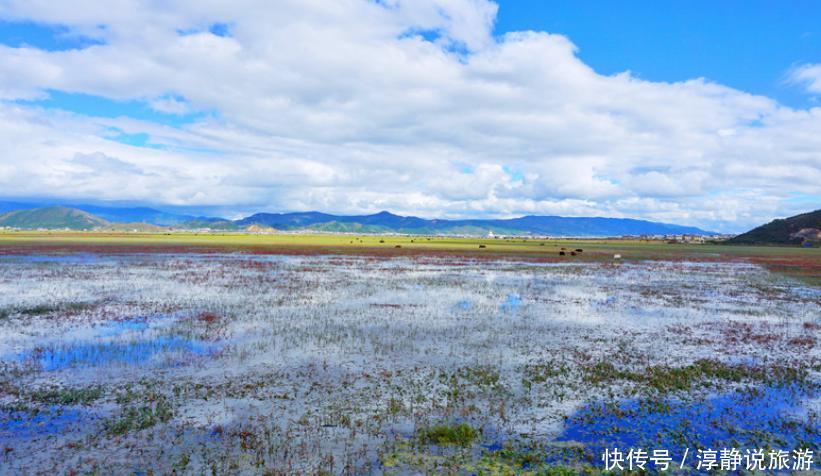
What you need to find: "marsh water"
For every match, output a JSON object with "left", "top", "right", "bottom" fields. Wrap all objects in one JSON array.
[{"left": 0, "top": 253, "right": 818, "bottom": 474}]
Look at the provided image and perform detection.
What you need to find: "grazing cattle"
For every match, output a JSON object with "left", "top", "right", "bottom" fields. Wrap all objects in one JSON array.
[
  {"left": 559, "top": 251, "right": 566, "bottom": 256},
  {"left": 570, "top": 251, "right": 577, "bottom": 256},
  {"left": 394, "top": 245, "right": 401, "bottom": 248},
  {"left": 614, "top": 254, "right": 622, "bottom": 260},
  {"left": 479, "top": 244, "right": 486, "bottom": 248},
  {"left": 575, "top": 249, "right": 583, "bottom": 252}
]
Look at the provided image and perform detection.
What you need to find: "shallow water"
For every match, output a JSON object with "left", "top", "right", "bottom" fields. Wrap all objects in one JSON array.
[
  {"left": 499, "top": 293, "right": 522, "bottom": 312},
  {"left": 0, "top": 252, "right": 817, "bottom": 473},
  {"left": 0, "top": 406, "right": 96, "bottom": 439},
  {"left": 8, "top": 315, "right": 220, "bottom": 371},
  {"left": 17, "top": 335, "right": 219, "bottom": 371},
  {"left": 558, "top": 384, "right": 819, "bottom": 462}
]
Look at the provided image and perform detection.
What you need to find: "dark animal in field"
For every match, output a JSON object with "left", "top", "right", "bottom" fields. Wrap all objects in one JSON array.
[
  {"left": 559, "top": 251, "right": 566, "bottom": 256},
  {"left": 570, "top": 251, "right": 577, "bottom": 256},
  {"left": 575, "top": 248, "right": 583, "bottom": 252},
  {"left": 479, "top": 244, "right": 486, "bottom": 248},
  {"left": 394, "top": 245, "right": 401, "bottom": 248}
]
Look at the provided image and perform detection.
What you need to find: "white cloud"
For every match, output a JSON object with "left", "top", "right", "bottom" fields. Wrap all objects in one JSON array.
[
  {"left": 0, "top": 0, "right": 818, "bottom": 232},
  {"left": 149, "top": 96, "right": 190, "bottom": 115},
  {"left": 788, "top": 63, "right": 821, "bottom": 94}
]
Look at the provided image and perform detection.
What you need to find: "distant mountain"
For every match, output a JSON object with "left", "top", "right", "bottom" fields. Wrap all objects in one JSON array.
[
  {"left": 236, "top": 211, "right": 340, "bottom": 228},
  {"left": 177, "top": 218, "right": 239, "bottom": 230},
  {"left": 0, "top": 205, "right": 229, "bottom": 231},
  {"left": 0, "top": 203, "right": 717, "bottom": 237},
  {"left": 726, "top": 209, "right": 821, "bottom": 245},
  {"left": 0, "top": 206, "right": 109, "bottom": 230},
  {"left": 71, "top": 205, "right": 197, "bottom": 226},
  {"left": 0, "top": 200, "right": 40, "bottom": 214},
  {"left": 0, "top": 201, "right": 201, "bottom": 225},
  {"left": 238, "top": 211, "right": 715, "bottom": 237},
  {"left": 102, "top": 222, "right": 167, "bottom": 232}
]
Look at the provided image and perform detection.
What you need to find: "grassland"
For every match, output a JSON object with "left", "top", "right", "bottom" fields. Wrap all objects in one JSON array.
[
  {"left": 2, "top": 230, "right": 818, "bottom": 283},
  {"left": 1, "top": 229, "right": 819, "bottom": 257}
]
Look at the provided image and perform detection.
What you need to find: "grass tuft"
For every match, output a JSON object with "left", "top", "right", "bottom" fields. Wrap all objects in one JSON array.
[
  {"left": 106, "top": 393, "right": 173, "bottom": 435},
  {"left": 28, "top": 386, "right": 103, "bottom": 405},
  {"left": 418, "top": 423, "right": 479, "bottom": 447}
]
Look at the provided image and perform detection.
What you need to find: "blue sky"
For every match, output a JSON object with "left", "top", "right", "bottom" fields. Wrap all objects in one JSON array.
[
  {"left": 0, "top": 1, "right": 818, "bottom": 231},
  {"left": 494, "top": 0, "right": 821, "bottom": 109},
  {"left": 0, "top": 20, "right": 103, "bottom": 50},
  {"left": 16, "top": 90, "right": 203, "bottom": 127}
]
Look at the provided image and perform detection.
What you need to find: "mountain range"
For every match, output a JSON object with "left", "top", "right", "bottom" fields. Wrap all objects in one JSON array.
[
  {"left": 234, "top": 211, "right": 713, "bottom": 236},
  {"left": 0, "top": 201, "right": 717, "bottom": 237},
  {"left": 0, "top": 201, "right": 199, "bottom": 225}
]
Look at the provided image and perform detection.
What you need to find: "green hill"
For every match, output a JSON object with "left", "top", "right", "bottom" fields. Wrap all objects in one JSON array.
[
  {"left": 0, "top": 206, "right": 109, "bottom": 230},
  {"left": 103, "top": 222, "right": 167, "bottom": 232},
  {"left": 177, "top": 218, "right": 238, "bottom": 230},
  {"left": 725, "top": 209, "right": 821, "bottom": 245}
]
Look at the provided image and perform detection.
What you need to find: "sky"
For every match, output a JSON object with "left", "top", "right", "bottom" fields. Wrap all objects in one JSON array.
[{"left": 0, "top": 1, "right": 819, "bottom": 232}]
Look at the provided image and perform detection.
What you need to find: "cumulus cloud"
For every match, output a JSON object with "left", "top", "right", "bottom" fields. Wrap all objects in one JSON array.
[
  {"left": 0, "top": 0, "right": 818, "bottom": 231},
  {"left": 788, "top": 63, "right": 821, "bottom": 94}
]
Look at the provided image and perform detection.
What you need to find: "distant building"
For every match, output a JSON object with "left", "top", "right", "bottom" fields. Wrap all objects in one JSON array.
[{"left": 681, "top": 234, "right": 706, "bottom": 244}]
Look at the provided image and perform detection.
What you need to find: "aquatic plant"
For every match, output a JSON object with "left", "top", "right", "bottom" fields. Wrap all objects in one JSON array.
[
  {"left": 106, "top": 390, "right": 173, "bottom": 435},
  {"left": 418, "top": 423, "right": 479, "bottom": 447},
  {"left": 27, "top": 386, "right": 103, "bottom": 405}
]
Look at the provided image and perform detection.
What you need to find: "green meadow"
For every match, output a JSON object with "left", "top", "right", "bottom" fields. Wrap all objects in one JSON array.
[{"left": 1, "top": 230, "right": 818, "bottom": 257}]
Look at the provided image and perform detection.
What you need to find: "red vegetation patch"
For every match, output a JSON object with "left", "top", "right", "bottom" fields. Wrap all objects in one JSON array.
[
  {"left": 721, "top": 322, "right": 780, "bottom": 345},
  {"left": 745, "top": 255, "right": 821, "bottom": 281},
  {"left": 197, "top": 312, "right": 220, "bottom": 324},
  {"left": 675, "top": 321, "right": 772, "bottom": 346},
  {"left": 787, "top": 336, "right": 816, "bottom": 347}
]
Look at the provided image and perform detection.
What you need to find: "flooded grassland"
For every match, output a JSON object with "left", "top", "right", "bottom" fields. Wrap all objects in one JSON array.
[{"left": 0, "top": 253, "right": 818, "bottom": 474}]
